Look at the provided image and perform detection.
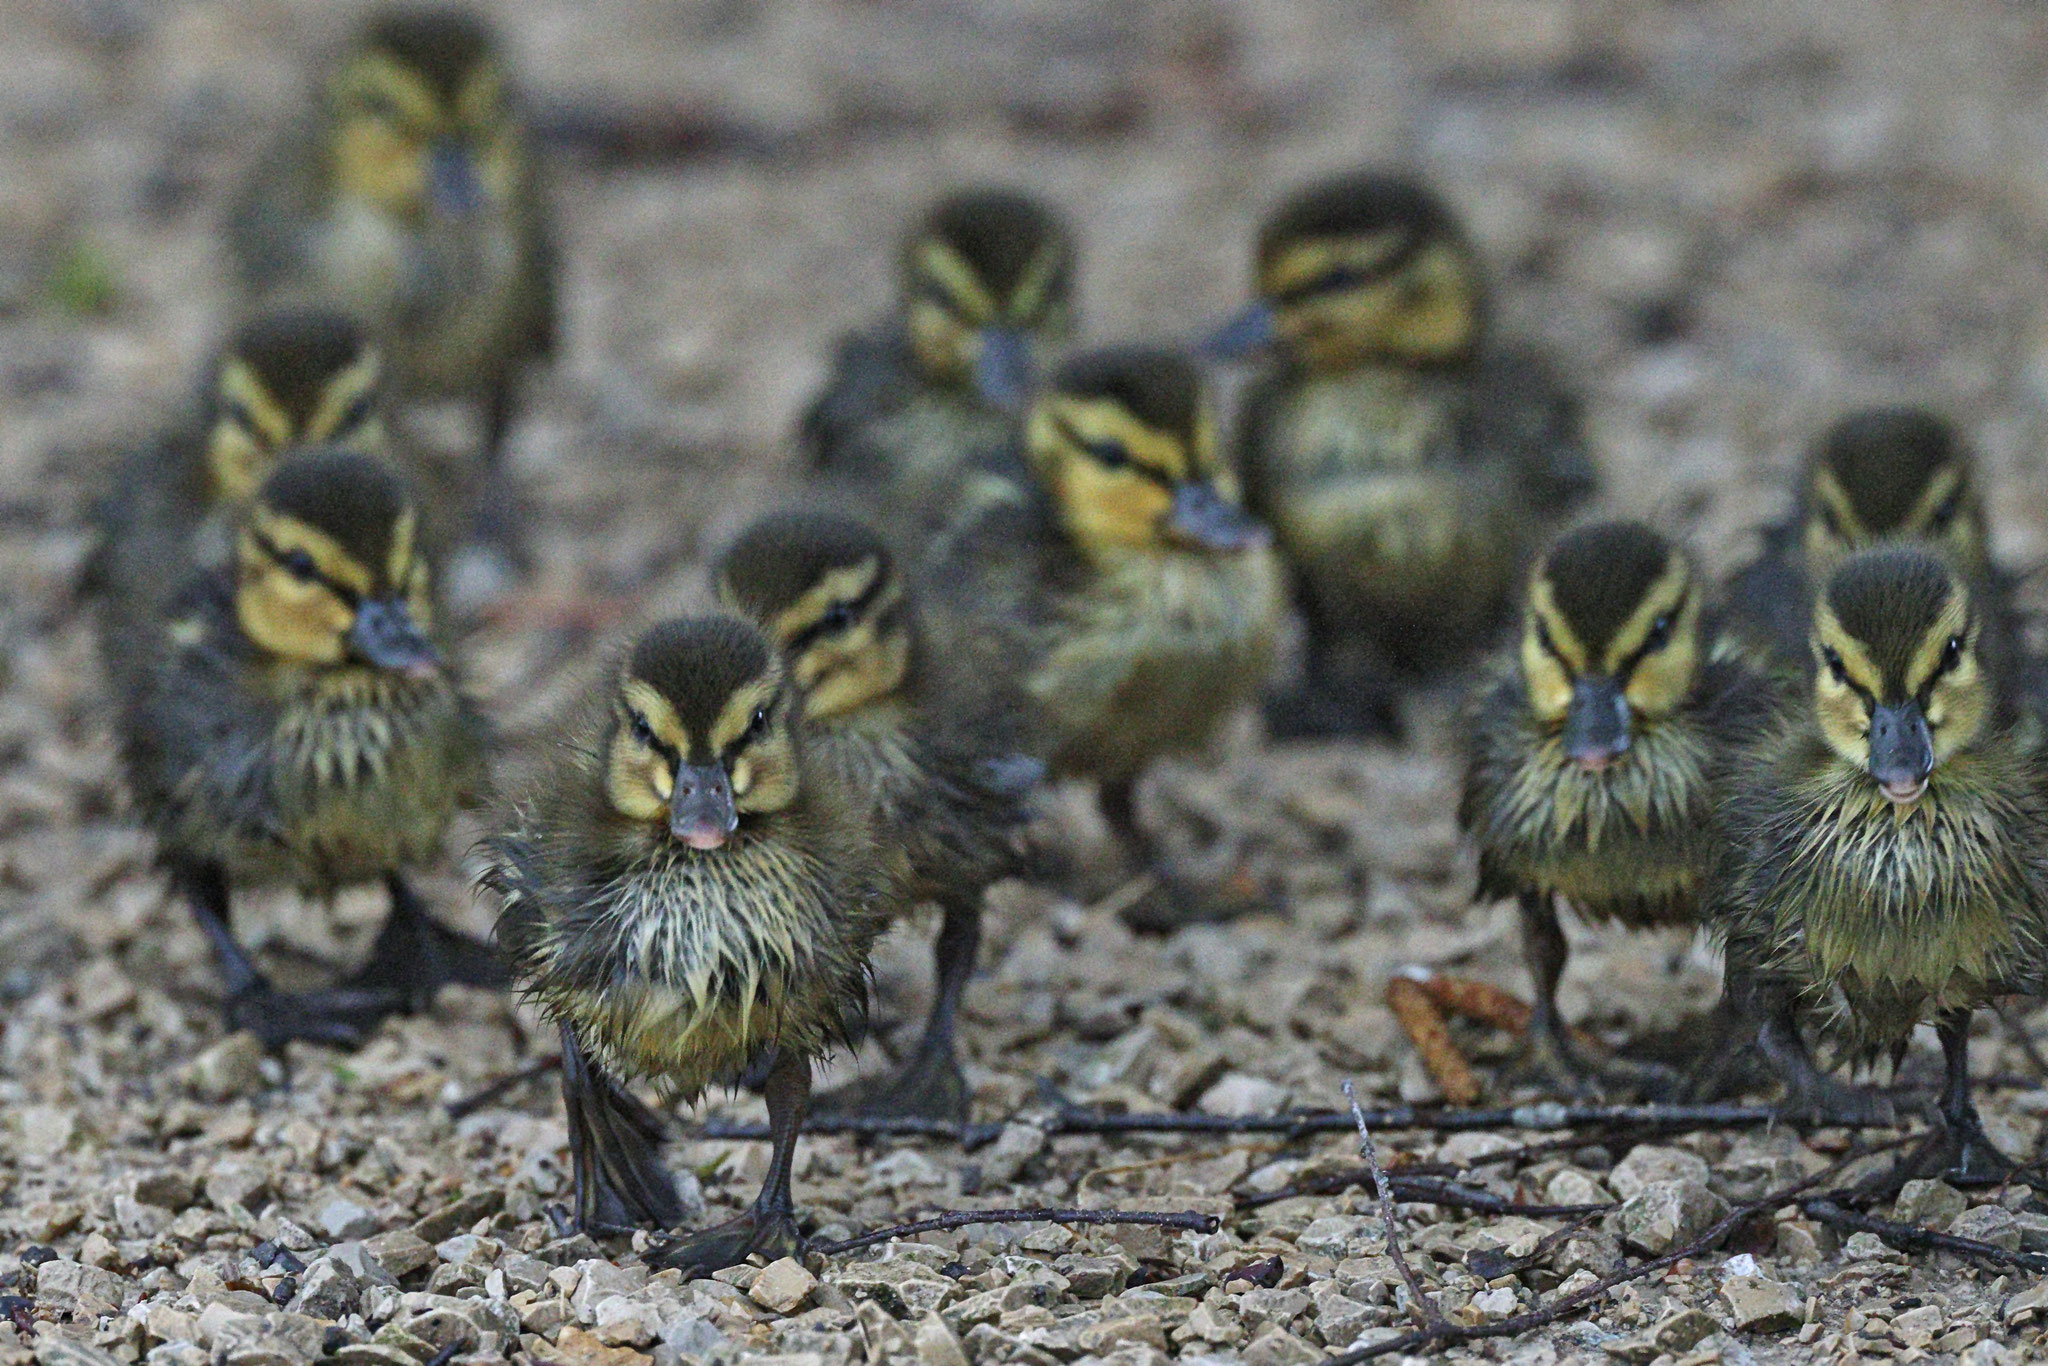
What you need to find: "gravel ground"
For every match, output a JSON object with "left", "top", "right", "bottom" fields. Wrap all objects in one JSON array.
[{"left": 8, "top": 3, "right": 2048, "bottom": 1365}]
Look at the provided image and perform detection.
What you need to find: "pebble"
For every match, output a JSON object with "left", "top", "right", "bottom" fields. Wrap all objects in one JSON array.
[
  {"left": 1720, "top": 1273, "right": 1802, "bottom": 1333},
  {"left": 1197, "top": 1073, "right": 1290, "bottom": 1117},
  {"left": 749, "top": 1258, "right": 818, "bottom": 1315},
  {"left": 1891, "top": 1179, "right": 1967, "bottom": 1231},
  {"left": 1611, "top": 1178, "right": 1729, "bottom": 1255}
]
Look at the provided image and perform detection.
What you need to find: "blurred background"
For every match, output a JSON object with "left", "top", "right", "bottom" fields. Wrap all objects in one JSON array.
[{"left": 8, "top": 0, "right": 2048, "bottom": 1102}]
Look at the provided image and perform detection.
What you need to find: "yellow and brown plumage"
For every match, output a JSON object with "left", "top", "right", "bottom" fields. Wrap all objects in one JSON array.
[
  {"left": 1711, "top": 545, "right": 2048, "bottom": 1180},
  {"left": 923, "top": 345, "right": 1283, "bottom": 859},
  {"left": 715, "top": 511, "right": 1036, "bottom": 1121},
  {"left": 115, "top": 447, "right": 491, "bottom": 1048},
  {"left": 486, "top": 616, "right": 896, "bottom": 1275},
  {"left": 1460, "top": 521, "right": 1773, "bottom": 1096},
  {"left": 801, "top": 188, "right": 1076, "bottom": 533},
  {"left": 226, "top": 4, "right": 553, "bottom": 568},
  {"left": 1210, "top": 169, "right": 1595, "bottom": 738}
]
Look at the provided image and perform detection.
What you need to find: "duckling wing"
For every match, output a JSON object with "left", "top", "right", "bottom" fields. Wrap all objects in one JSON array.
[
  {"left": 1718, "top": 525, "right": 1815, "bottom": 666},
  {"left": 800, "top": 324, "right": 918, "bottom": 474},
  {"left": 1464, "top": 346, "right": 1597, "bottom": 514}
]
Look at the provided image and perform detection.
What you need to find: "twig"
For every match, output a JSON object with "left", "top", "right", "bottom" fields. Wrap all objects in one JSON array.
[
  {"left": 1386, "top": 974, "right": 1482, "bottom": 1104},
  {"left": 1234, "top": 1163, "right": 1610, "bottom": 1218},
  {"left": 1345, "top": 1079, "right": 1450, "bottom": 1333},
  {"left": 805, "top": 1208, "right": 1219, "bottom": 1258},
  {"left": 447, "top": 1056, "right": 562, "bottom": 1120},
  {"left": 1319, "top": 1134, "right": 1916, "bottom": 1365},
  {"left": 1800, "top": 1198, "right": 2048, "bottom": 1274}
]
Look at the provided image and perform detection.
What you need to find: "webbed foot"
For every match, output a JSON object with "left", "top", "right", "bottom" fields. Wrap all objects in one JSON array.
[
  {"left": 341, "top": 878, "right": 506, "bottom": 1012},
  {"left": 226, "top": 982, "right": 399, "bottom": 1052},
  {"left": 812, "top": 1044, "right": 970, "bottom": 1124},
  {"left": 649, "top": 1204, "right": 803, "bottom": 1281},
  {"left": 1774, "top": 1075, "right": 1897, "bottom": 1129},
  {"left": 1526, "top": 1025, "right": 1685, "bottom": 1103}
]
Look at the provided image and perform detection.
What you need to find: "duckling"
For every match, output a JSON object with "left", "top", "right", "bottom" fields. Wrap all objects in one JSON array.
[
  {"left": 1723, "top": 407, "right": 2016, "bottom": 673},
  {"left": 1711, "top": 545, "right": 2048, "bottom": 1182},
  {"left": 1208, "top": 169, "right": 1595, "bottom": 738},
  {"left": 227, "top": 4, "right": 553, "bottom": 570},
  {"left": 924, "top": 345, "right": 1283, "bottom": 866},
  {"left": 486, "top": 616, "right": 895, "bottom": 1275},
  {"left": 87, "top": 308, "right": 387, "bottom": 682},
  {"left": 801, "top": 188, "right": 1076, "bottom": 531},
  {"left": 116, "top": 448, "right": 492, "bottom": 1049},
  {"left": 1461, "top": 522, "right": 1773, "bottom": 1098},
  {"left": 715, "top": 512, "right": 1035, "bottom": 1122}
]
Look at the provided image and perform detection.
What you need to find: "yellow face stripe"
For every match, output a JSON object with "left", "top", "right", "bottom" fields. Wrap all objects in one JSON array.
[
  {"left": 915, "top": 239, "right": 1000, "bottom": 325},
  {"left": 620, "top": 680, "right": 689, "bottom": 752},
  {"left": 1046, "top": 397, "right": 1194, "bottom": 481},
  {"left": 217, "top": 361, "right": 294, "bottom": 447},
  {"left": 306, "top": 349, "right": 383, "bottom": 440},
  {"left": 1600, "top": 554, "right": 1693, "bottom": 675},
  {"left": 455, "top": 64, "right": 505, "bottom": 128},
  {"left": 1008, "top": 238, "right": 1067, "bottom": 321},
  {"left": 1524, "top": 578, "right": 1590, "bottom": 674},
  {"left": 1813, "top": 606, "right": 1885, "bottom": 696},
  {"left": 1903, "top": 594, "right": 1972, "bottom": 697},
  {"left": 710, "top": 678, "right": 780, "bottom": 753},
  {"left": 337, "top": 54, "right": 444, "bottom": 129},
  {"left": 1263, "top": 230, "right": 1408, "bottom": 297},
  {"left": 766, "top": 560, "right": 882, "bottom": 643},
  {"left": 248, "top": 507, "right": 375, "bottom": 597}
]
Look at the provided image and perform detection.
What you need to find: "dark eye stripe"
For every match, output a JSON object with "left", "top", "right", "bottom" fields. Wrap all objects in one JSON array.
[
  {"left": 785, "top": 573, "right": 892, "bottom": 656},
  {"left": 1050, "top": 413, "right": 1175, "bottom": 488},
  {"left": 1614, "top": 587, "right": 1691, "bottom": 683},
  {"left": 251, "top": 528, "right": 358, "bottom": 608}
]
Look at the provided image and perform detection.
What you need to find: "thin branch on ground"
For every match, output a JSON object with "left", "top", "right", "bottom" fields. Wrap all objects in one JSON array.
[
  {"left": 1345, "top": 1078, "right": 1451, "bottom": 1333},
  {"left": 1801, "top": 1198, "right": 2048, "bottom": 1274},
  {"left": 447, "top": 1056, "right": 562, "bottom": 1120},
  {"left": 804, "top": 1208, "right": 1220, "bottom": 1258},
  {"left": 1318, "top": 1134, "right": 1917, "bottom": 1366}
]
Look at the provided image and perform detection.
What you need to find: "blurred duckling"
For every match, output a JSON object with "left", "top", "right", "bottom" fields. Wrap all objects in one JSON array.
[
  {"left": 1208, "top": 169, "right": 1595, "bottom": 738},
  {"left": 487, "top": 617, "right": 895, "bottom": 1275},
  {"left": 1461, "top": 522, "right": 1772, "bottom": 1097},
  {"left": 802, "top": 188, "right": 1076, "bottom": 530},
  {"left": 1712, "top": 545, "right": 2048, "bottom": 1181},
  {"left": 715, "top": 512, "right": 1036, "bottom": 1122},
  {"left": 116, "top": 449, "right": 492, "bottom": 1048},
  {"left": 227, "top": 4, "right": 553, "bottom": 575},
  {"left": 926, "top": 345, "right": 1282, "bottom": 871},
  {"left": 88, "top": 308, "right": 386, "bottom": 675}
]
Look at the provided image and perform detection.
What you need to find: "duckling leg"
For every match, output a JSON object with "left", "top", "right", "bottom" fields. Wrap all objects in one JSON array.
[
  {"left": 654, "top": 1050, "right": 810, "bottom": 1279},
  {"left": 1928, "top": 1010, "right": 2027, "bottom": 1188},
  {"left": 561, "top": 1025, "right": 686, "bottom": 1231},
  {"left": 1516, "top": 892, "right": 1679, "bottom": 1099},
  {"left": 1264, "top": 639, "right": 1402, "bottom": 741},
  {"left": 1098, "top": 776, "right": 1148, "bottom": 860},
  {"left": 812, "top": 899, "right": 978, "bottom": 1122},
  {"left": 171, "top": 861, "right": 398, "bottom": 1051},
  {"left": 1752, "top": 985, "right": 1895, "bottom": 1126},
  {"left": 340, "top": 875, "right": 508, "bottom": 1011}
]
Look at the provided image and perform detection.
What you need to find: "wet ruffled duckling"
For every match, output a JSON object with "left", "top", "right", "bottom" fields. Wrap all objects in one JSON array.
[
  {"left": 1209, "top": 169, "right": 1595, "bottom": 738},
  {"left": 115, "top": 448, "right": 491, "bottom": 1049},
  {"left": 1461, "top": 522, "right": 1772, "bottom": 1097},
  {"left": 716, "top": 511, "right": 1036, "bottom": 1122},
  {"left": 925, "top": 345, "right": 1283, "bottom": 879},
  {"left": 1712, "top": 545, "right": 2048, "bottom": 1183},
  {"left": 803, "top": 188, "right": 1076, "bottom": 528},
  {"left": 228, "top": 4, "right": 553, "bottom": 576},
  {"left": 486, "top": 616, "right": 896, "bottom": 1276}
]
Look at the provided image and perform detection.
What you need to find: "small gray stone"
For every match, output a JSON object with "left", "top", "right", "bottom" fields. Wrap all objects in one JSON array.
[
  {"left": 1950, "top": 1203, "right": 2022, "bottom": 1252},
  {"left": 1721, "top": 1274, "right": 1802, "bottom": 1332},
  {"left": 570, "top": 1261, "right": 649, "bottom": 1321},
  {"left": 1198, "top": 1073, "right": 1290, "bottom": 1116},
  {"left": 326, "top": 1244, "right": 400, "bottom": 1288},
  {"left": 1611, "top": 1179, "right": 1729, "bottom": 1255},
  {"left": 1607, "top": 1145, "right": 1711, "bottom": 1201},
  {"left": 832, "top": 1260, "right": 956, "bottom": 1317},
  {"left": 182, "top": 1033, "right": 269, "bottom": 1102},
  {"left": 748, "top": 1258, "right": 818, "bottom": 1314},
  {"left": 287, "top": 1257, "right": 361, "bottom": 1321},
  {"left": 1892, "top": 1179, "right": 1967, "bottom": 1231},
  {"left": 34, "top": 1337, "right": 124, "bottom": 1366},
  {"left": 408, "top": 1192, "right": 502, "bottom": 1244},
  {"left": 36, "top": 1259, "right": 127, "bottom": 1317},
  {"left": 361, "top": 1231, "right": 433, "bottom": 1279},
  {"left": 318, "top": 1199, "right": 380, "bottom": 1242}
]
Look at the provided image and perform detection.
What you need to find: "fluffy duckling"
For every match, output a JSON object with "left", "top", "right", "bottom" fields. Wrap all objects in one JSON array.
[
  {"left": 88, "top": 309, "right": 386, "bottom": 675},
  {"left": 802, "top": 188, "right": 1076, "bottom": 529},
  {"left": 1712, "top": 546, "right": 2048, "bottom": 1180},
  {"left": 715, "top": 512, "right": 1035, "bottom": 1121},
  {"left": 116, "top": 449, "right": 491, "bottom": 1048},
  {"left": 227, "top": 4, "right": 553, "bottom": 565},
  {"left": 1209, "top": 170, "right": 1595, "bottom": 738},
  {"left": 925, "top": 345, "right": 1283, "bottom": 862},
  {"left": 486, "top": 617, "right": 895, "bottom": 1275},
  {"left": 1461, "top": 522, "right": 1773, "bottom": 1097}
]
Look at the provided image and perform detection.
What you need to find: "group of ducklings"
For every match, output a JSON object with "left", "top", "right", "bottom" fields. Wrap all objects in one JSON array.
[{"left": 80, "top": 3, "right": 2048, "bottom": 1280}]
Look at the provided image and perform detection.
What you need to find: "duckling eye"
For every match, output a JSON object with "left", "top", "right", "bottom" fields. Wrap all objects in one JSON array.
[
  {"left": 222, "top": 399, "right": 262, "bottom": 437},
  {"left": 1643, "top": 614, "right": 1672, "bottom": 651},
  {"left": 1942, "top": 635, "right": 1964, "bottom": 671},
  {"left": 747, "top": 706, "right": 770, "bottom": 738},
  {"left": 333, "top": 395, "right": 375, "bottom": 434},
  {"left": 820, "top": 602, "right": 856, "bottom": 633},
  {"left": 1927, "top": 491, "right": 1963, "bottom": 531},
  {"left": 629, "top": 713, "right": 655, "bottom": 747},
  {"left": 280, "top": 548, "right": 320, "bottom": 582},
  {"left": 1084, "top": 437, "right": 1129, "bottom": 470},
  {"left": 1821, "top": 646, "right": 1848, "bottom": 685}
]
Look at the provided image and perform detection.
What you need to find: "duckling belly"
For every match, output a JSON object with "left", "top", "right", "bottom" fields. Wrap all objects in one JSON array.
[
  {"left": 1036, "top": 548, "right": 1282, "bottom": 782},
  {"left": 551, "top": 854, "right": 873, "bottom": 1098}
]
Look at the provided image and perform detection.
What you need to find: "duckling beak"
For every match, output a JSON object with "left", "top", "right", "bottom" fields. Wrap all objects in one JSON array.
[
  {"left": 428, "top": 139, "right": 483, "bottom": 219},
  {"left": 347, "top": 598, "right": 441, "bottom": 679},
  {"left": 1868, "top": 700, "right": 1935, "bottom": 805},
  {"left": 1200, "top": 301, "right": 1277, "bottom": 361},
  {"left": 668, "top": 763, "right": 739, "bottom": 850},
  {"left": 972, "top": 325, "right": 1033, "bottom": 413},
  {"left": 1166, "top": 481, "right": 1270, "bottom": 553},
  {"left": 1563, "top": 676, "right": 1631, "bottom": 772}
]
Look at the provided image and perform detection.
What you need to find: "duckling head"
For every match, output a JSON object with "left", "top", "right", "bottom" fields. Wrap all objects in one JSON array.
[
  {"left": 326, "top": 5, "right": 517, "bottom": 221},
  {"left": 205, "top": 309, "right": 384, "bottom": 504},
  {"left": 1799, "top": 407, "right": 1987, "bottom": 579},
  {"left": 1207, "top": 170, "right": 1483, "bottom": 372},
  {"left": 1024, "top": 346, "right": 1268, "bottom": 560},
  {"left": 234, "top": 447, "right": 438, "bottom": 677},
  {"left": 715, "top": 513, "right": 910, "bottom": 722},
  {"left": 1519, "top": 522, "right": 1700, "bottom": 774},
  {"left": 900, "top": 188, "right": 1076, "bottom": 410},
  {"left": 603, "top": 617, "right": 799, "bottom": 851},
  {"left": 1812, "top": 545, "right": 1988, "bottom": 807}
]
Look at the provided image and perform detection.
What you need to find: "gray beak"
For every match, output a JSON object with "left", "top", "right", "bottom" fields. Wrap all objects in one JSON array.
[
  {"left": 428, "top": 139, "right": 482, "bottom": 218},
  {"left": 1166, "top": 481, "right": 1270, "bottom": 553},
  {"left": 1201, "top": 300, "right": 1278, "bottom": 361},
  {"left": 669, "top": 763, "right": 738, "bottom": 850},
  {"left": 347, "top": 598, "right": 441, "bottom": 678},
  {"left": 1868, "top": 700, "right": 1935, "bottom": 804},
  {"left": 1563, "top": 676, "right": 1631, "bottom": 771},
  {"left": 972, "top": 325, "right": 1033, "bottom": 413}
]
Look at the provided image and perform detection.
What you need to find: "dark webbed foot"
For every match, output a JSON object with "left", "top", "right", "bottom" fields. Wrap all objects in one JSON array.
[
  {"left": 811, "top": 1045, "right": 969, "bottom": 1124},
  {"left": 562, "top": 1026, "right": 686, "bottom": 1231},
  {"left": 1524, "top": 1021, "right": 1685, "bottom": 1103},
  {"left": 225, "top": 982, "right": 400, "bottom": 1051},
  {"left": 342, "top": 876, "right": 507, "bottom": 1011},
  {"left": 648, "top": 1204, "right": 803, "bottom": 1280}
]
